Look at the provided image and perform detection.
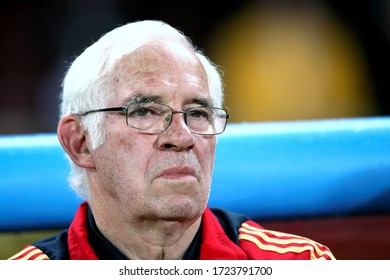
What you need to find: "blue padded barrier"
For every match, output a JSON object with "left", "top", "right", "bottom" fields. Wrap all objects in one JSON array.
[
  {"left": 0, "top": 135, "right": 79, "bottom": 231},
  {"left": 1, "top": 117, "right": 390, "bottom": 231},
  {"left": 208, "top": 117, "right": 390, "bottom": 220}
]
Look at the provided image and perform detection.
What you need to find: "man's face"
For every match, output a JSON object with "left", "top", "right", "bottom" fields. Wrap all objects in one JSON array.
[{"left": 88, "top": 42, "right": 216, "bottom": 224}]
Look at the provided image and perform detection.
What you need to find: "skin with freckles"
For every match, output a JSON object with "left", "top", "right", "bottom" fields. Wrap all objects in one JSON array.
[{"left": 59, "top": 41, "right": 216, "bottom": 259}]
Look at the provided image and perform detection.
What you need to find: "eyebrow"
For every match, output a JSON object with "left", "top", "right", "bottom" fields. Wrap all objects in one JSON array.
[
  {"left": 125, "top": 94, "right": 214, "bottom": 107},
  {"left": 128, "top": 94, "right": 161, "bottom": 104},
  {"left": 191, "top": 97, "right": 214, "bottom": 108}
]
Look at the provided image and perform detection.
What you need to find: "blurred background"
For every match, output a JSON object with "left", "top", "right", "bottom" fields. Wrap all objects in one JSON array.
[
  {"left": 0, "top": 0, "right": 388, "bottom": 134},
  {"left": 1, "top": 0, "right": 389, "bottom": 259}
]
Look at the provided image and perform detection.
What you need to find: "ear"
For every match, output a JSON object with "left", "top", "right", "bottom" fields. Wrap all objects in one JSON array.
[{"left": 57, "top": 115, "right": 96, "bottom": 169}]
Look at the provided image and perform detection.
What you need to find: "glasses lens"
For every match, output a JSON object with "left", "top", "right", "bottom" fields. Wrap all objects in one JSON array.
[
  {"left": 126, "top": 103, "right": 171, "bottom": 131},
  {"left": 125, "top": 103, "right": 227, "bottom": 135},
  {"left": 186, "top": 107, "right": 227, "bottom": 135}
]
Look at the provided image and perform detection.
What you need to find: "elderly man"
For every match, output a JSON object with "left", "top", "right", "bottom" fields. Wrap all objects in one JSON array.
[{"left": 10, "top": 20, "right": 334, "bottom": 260}]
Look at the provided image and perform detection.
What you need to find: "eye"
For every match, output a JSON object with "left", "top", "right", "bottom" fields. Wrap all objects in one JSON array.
[
  {"left": 130, "top": 107, "right": 152, "bottom": 117},
  {"left": 128, "top": 104, "right": 161, "bottom": 118},
  {"left": 187, "top": 108, "right": 211, "bottom": 120}
]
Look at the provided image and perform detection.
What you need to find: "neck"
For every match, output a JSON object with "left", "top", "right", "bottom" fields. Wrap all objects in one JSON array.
[
  {"left": 86, "top": 175, "right": 204, "bottom": 259},
  {"left": 96, "top": 212, "right": 202, "bottom": 260}
]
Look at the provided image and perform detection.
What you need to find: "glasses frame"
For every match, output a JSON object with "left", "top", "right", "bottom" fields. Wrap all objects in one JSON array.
[{"left": 81, "top": 102, "right": 229, "bottom": 135}]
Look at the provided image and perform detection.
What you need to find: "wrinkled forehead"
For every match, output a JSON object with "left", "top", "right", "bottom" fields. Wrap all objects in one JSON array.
[{"left": 107, "top": 41, "right": 209, "bottom": 102}]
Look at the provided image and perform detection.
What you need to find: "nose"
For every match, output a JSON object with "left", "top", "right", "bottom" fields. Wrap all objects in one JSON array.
[{"left": 157, "top": 112, "right": 195, "bottom": 151}]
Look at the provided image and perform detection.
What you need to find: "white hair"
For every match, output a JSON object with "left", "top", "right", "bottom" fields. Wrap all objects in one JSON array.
[{"left": 60, "top": 20, "right": 224, "bottom": 200}]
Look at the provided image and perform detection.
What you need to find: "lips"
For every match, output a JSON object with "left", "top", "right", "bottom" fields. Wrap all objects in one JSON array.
[{"left": 158, "top": 166, "right": 197, "bottom": 180}]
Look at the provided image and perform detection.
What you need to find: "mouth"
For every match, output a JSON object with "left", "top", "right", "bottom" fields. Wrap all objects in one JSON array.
[{"left": 157, "top": 166, "right": 198, "bottom": 180}]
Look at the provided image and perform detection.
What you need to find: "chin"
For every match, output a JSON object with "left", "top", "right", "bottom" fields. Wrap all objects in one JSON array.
[{"left": 156, "top": 198, "right": 206, "bottom": 222}]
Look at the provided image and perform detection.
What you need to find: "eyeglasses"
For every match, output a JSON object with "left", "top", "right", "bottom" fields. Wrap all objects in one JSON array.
[{"left": 81, "top": 102, "right": 229, "bottom": 135}]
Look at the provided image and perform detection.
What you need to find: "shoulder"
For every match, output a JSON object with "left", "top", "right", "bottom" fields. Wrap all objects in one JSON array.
[
  {"left": 8, "top": 245, "right": 50, "bottom": 260},
  {"left": 238, "top": 220, "right": 335, "bottom": 260},
  {"left": 209, "top": 207, "right": 251, "bottom": 244},
  {"left": 9, "top": 230, "right": 70, "bottom": 260}
]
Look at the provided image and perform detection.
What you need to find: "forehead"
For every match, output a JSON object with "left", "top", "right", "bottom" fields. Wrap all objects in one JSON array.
[{"left": 108, "top": 41, "right": 210, "bottom": 104}]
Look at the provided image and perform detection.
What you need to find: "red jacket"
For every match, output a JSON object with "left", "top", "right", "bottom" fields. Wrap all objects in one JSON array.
[{"left": 9, "top": 202, "right": 335, "bottom": 260}]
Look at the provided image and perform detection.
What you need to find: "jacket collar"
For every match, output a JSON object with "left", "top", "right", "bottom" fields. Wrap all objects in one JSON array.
[{"left": 68, "top": 202, "right": 247, "bottom": 260}]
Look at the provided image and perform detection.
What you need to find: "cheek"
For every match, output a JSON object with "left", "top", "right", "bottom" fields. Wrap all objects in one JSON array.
[
  {"left": 95, "top": 130, "right": 153, "bottom": 197},
  {"left": 196, "top": 137, "right": 216, "bottom": 182},
  {"left": 115, "top": 135, "right": 154, "bottom": 185},
  {"left": 202, "top": 138, "right": 216, "bottom": 165}
]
